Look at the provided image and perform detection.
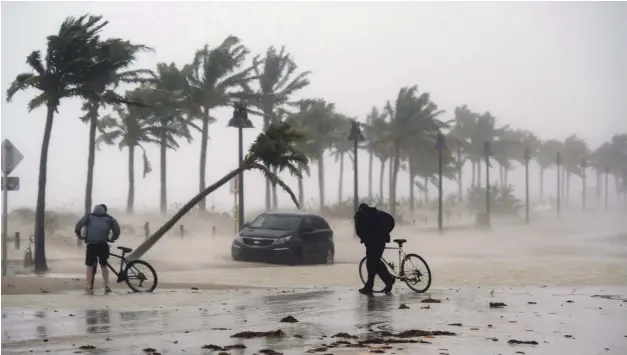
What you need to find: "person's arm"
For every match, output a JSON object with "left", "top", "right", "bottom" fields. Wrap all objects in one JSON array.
[
  {"left": 110, "top": 218, "right": 121, "bottom": 241},
  {"left": 74, "top": 215, "right": 89, "bottom": 239}
]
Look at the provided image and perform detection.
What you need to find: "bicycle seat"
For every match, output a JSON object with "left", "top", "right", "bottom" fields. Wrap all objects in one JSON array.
[
  {"left": 117, "top": 246, "right": 133, "bottom": 253},
  {"left": 393, "top": 239, "right": 407, "bottom": 246}
]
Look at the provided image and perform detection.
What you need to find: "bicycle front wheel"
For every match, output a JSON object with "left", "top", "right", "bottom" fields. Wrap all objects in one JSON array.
[
  {"left": 124, "top": 260, "right": 158, "bottom": 293},
  {"left": 358, "top": 256, "right": 388, "bottom": 293},
  {"left": 401, "top": 253, "right": 432, "bottom": 293}
]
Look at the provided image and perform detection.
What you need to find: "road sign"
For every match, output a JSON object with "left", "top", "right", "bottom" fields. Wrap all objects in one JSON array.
[
  {"left": 1, "top": 176, "right": 19, "bottom": 191},
  {"left": 2, "top": 139, "right": 24, "bottom": 175}
]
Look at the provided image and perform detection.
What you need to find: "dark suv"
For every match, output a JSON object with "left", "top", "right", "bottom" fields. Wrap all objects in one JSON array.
[{"left": 231, "top": 211, "right": 334, "bottom": 265}]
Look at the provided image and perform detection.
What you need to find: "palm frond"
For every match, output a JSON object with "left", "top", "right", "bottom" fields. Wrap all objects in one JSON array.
[{"left": 251, "top": 162, "right": 300, "bottom": 209}]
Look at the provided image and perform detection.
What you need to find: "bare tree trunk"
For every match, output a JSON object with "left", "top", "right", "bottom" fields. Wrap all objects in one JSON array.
[
  {"left": 318, "top": 153, "right": 326, "bottom": 212},
  {"left": 368, "top": 151, "right": 373, "bottom": 200},
  {"left": 338, "top": 152, "right": 344, "bottom": 203},
  {"left": 198, "top": 109, "right": 210, "bottom": 212},
  {"left": 379, "top": 159, "right": 386, "bottom": 204},
  {"left": 127, "top": 145, "right": 135, "bottom": 214},
  {"left": 128, "top": 166, "right": 246, "bottom": 261},
  {"left": 84, "top": 106, "right": 99, "bottom": 215}
]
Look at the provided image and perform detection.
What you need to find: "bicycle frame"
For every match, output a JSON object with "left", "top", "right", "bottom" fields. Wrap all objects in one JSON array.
[
  {"left": 91, "top": 252, "right": 129, "bottom": 285},
  {"left": 382, "top": 245, "right": 408, "bottom": 279}
]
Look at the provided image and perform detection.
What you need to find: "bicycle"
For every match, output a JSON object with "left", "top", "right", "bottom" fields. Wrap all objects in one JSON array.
[
  {"left": 359, "top": 238, "right": 432, "bottom": 293},
  {"left": 88, "top": 239, "right": 158, "bottom": 293}
]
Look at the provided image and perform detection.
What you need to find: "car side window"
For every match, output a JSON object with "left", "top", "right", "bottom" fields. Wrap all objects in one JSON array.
[
  {"left": 312, "top": 216, "right": 329, "bottom": 230},
  {"left": 301, "top": 217, "right": 313, "bottom": 230}
]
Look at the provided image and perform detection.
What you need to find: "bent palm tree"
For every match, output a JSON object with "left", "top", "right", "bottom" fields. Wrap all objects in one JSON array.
[
  {"left": 127, "top": 122, "right": 308, "bottom": 260},
  {"left": 5, "top": 15, "right": 108, "bottom": 273},
  {"left": 245, "top": 46, "right": 311, "bottom": 210},
  {"left": 80, "top": 38, "right": 153, "bottom": 215},
  {"left": 187, "top": 36, "right": 259, "bottom": 212}
]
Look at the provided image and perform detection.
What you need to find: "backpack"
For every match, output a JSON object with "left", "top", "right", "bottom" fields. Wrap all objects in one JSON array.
[{"left": 377, "top": 209, "right": 395, "bottom": 234}]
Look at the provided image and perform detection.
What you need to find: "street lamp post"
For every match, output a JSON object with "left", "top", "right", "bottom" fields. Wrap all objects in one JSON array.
[
  {"left": 581, "top": 158, "right": 587, "bottom": 212},
  {"left": 227, "top": 102, "right": 254, "bottom": 232},
  {"left": 484, "top": 142, "right": 492, "bottom": 227},
  {"left": 604, "top": 165, "right": 609, "bottom": 212},
  {"left": 524, "top": 147, "right": 530, "bottom": 224},
  {"left": 556, "top": 152, "right": 561, "bottom": 218},
  {"left": 435, "top": 132, "right": 446, "bottom": 232},
  {"left": 347, "top": 119, "right": 364, "bottom": 216}
]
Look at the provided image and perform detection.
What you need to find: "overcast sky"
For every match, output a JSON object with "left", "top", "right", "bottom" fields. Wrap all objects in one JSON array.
[{"left": 2, "top": 1, "right": 626, "bottom": 213}]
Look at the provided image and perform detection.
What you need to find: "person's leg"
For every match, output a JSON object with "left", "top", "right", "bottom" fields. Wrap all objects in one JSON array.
[
  {"left": 362, "top": 243, "right": 383, "bottom": 292},
  {"left": 371, "top": 242, "right": 394, "bottom": 293},
  {"left": 85, "top": 245, "right": 96, "bottom": 295},
  {"left": 98, "top": 244, "right": 111, "bottom": 292}
]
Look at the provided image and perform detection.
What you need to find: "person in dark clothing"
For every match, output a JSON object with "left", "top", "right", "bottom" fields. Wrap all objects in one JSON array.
[
  {"left": 75, "top": 204, "right": 121, "bottom": 295},
  {"left": 354, "top": 203, "right": 395, "bottom": 295}
]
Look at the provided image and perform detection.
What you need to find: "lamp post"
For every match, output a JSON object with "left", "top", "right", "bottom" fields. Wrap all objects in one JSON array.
[
  {"left": 581, "top": 158, "right": 587, "bottom": 212},
  {"left": 524, "top": 147, "right": 530, "bottom": 224},
  {"left": 435, "top": 132, "right": 446, "bottom": 232},
  {"left": 604, "top": 165, "right": 609, "bottom": 212},
  {"left": 348, "top": 119, "right": 364, "bottom": 215},
  {"left": 556, "top": 152, "right": 561, "bottom": 218},
  {"left": 227, "top": 102, "right": 254, "bottom": 232},
  {"left": 484, "top": 142, "right": 492, "bottom": 227}
]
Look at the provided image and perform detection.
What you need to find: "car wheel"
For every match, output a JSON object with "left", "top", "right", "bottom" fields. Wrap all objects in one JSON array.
[{"left": 324, "top": 248, "right": 334, "bottom": 265}]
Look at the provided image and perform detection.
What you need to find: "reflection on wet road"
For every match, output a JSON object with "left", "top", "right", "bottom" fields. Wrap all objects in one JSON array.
[{"left": 3, "top": 286, "right": 627, "bottom": 354}]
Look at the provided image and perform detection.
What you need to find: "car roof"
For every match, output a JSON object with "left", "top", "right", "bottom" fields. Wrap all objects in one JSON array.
[{"left": 263, "top": 211, "right": 323, "bottom": 218}]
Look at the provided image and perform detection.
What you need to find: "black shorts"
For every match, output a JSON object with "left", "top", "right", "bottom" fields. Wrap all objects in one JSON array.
[{"left": 85, "top": 243, "right": 110, "bottom": 266}]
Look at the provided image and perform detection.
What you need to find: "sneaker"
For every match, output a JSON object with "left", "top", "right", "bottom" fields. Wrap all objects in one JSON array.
[
  {"left": 383, "top": 279, "right": 396, "bottom": 295},
  {"left": 104, "top": 286, "right": 112, "bottom": 294},
  {"left": 358, "top": 288, "right": 374, "bottom": 296}
]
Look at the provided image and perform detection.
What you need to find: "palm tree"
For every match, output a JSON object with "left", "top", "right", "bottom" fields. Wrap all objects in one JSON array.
[
  {"left": 186, "top": 36, "right": 259, "bottom": 212},
  {"left": 79, "top": 38, "right": 153, "bottom": 215},
  {"left": 126, "top": 122, "right": 308, "bottom": 261},
  {"left": 330, "top": 115, "right": 353, "bottom": 203},
  {"left": 384, "top": 86, "right": 445, "bottom": 218},
  {"left": 562, "top": 134, "right": 589, "bottom": 204},
  {"left": 295, "top": 99, "right": 338, "bottom": 212},
  {"left": 96, "top": 91, "right": 158, "bottom": 213},
  {"left": 285, "top": 109, "right": 316, "bottom": 207},
  {"left": 536, "top": 139, "right": 562, "bottom": 201},
  {"left": 245, "top": 46, "right": 311, "bottom": 211},
  {"left": 6, "top": 15, "right": 108, "bottom": 272},
  {"left": 362, "top": 107, "right": 388, "bottom": 200},
  {"left": 146, "top": 63, "right": 196, "bottom": 214},
  {"left": 448, "top": 105, "right": 476, "bottom": 200}
]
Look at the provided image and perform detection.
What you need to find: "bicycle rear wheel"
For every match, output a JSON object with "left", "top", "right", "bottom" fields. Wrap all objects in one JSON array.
[
  {"left": 358, "top": 256, "right": 388, "bottom": 293},
  {"left": 124, "top": 260, "right": 158, "bottom": 292},
  {"left": 401, "top": 253, "right": 432, "bottom": 293}
]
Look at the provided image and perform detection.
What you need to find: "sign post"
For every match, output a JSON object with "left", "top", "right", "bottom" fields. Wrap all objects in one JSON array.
[{"left": 2, "top": 139, "right": 24, "bottom": 276}]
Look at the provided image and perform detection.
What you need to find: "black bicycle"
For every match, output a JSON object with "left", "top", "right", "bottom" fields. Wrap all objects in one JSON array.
[
  {"left": 90, "top": 241, "right": 158, "bottom": 293},
  {"left": 359, "top": 238, "right": 432, "bottom": 293}
]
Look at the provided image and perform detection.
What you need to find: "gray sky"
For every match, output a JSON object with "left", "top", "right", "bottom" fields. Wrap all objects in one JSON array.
[{"left": 2, "top": 1, "right": 626, "bottom": 213}]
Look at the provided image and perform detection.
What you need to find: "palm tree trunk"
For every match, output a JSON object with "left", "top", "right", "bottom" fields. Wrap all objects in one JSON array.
[
  {"left": 317, "top": 153, "right": 326, "bottom": 212},
  {"left": 127, "top": 145, "right": 135, "bottom": 214},
  {"left": 263, "top": 115, "right": 272, "bottom": 211},
  {"left": 596, "top": 171, "right": 601, "bottom": 202},
  {"left": 379, "top": 159, "right": 386, "bottom": 204},
  {"left": 128, "top": 166, "right": 246, "bottom": 261},
  {"left": 272, "top": 166, "right": 278, "bottom": 209},
  {"left": 456, "top": 146, "right": 463, "bottom": 201},
  {"left": 504, "top": 168, "right": 509, "bottom": 187},
  {"left": 159, "top": 120, "right": 167, "bottom": 215},
  {"left": 539, "top": 168, "right": 544, "bottom": 201},
  {"left": 198, "top": 109, "right": 210, "bottom": 212},
  {"left": 338, "top": 152, "right": 344, "bottom": 203},
  {"left": 409, "top": 160, "right": 415, "bottom": 212},
  {"left": 297, "top": 163, "right": 304, "bottom": 208},
  {"left": 423, "top": 176, "right": 429, "bottom": 202},
  {"left": 477, "top": 160, "right": 482, "bottom": 188},
  {"left": 34, "top": 106, "right": 55, "bottom": 273},
  {"left": 368, "top": 151, "right": 373, "bottom": 200},
  {"left": 471, "top": 161, "right": 476, "bottom": 188},
  {"left": 566, "top": 172, "right": 571, "bottom": 204},
  {"left": 84, "top": 104, "right": 99, "bottom": 215},
  {"left": 498, "top": 164, "right": 503, "bottom": 188},
  {"left": 390, "top": 145, "right": 401, "bottom": 218}
]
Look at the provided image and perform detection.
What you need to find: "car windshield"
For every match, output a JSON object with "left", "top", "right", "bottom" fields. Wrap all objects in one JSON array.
[{"left": 248, "top": 215, "right": 302, "bottom": 230}]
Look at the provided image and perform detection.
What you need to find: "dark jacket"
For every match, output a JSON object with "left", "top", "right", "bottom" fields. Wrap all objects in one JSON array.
[
  {"left": 354, "top": 205, "right": 391, "bottom": 245},
  {"left": 74, "top": 205, "right": 121, "bottom": 244}
]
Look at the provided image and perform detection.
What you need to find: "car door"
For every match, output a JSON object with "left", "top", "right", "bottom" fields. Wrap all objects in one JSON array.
[
  {"left": 312, "top": 216, "right": 332, "bottom": 254},
  {"left": 299, "top": 216, "right": 316, "bottom": 257}
]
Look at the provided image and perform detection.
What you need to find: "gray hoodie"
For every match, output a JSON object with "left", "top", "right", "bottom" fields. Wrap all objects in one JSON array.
[{"left": 75, "top": 205, "right": 121, "bottom": 244}]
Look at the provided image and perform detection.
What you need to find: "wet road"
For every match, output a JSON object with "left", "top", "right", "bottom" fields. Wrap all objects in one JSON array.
[{"left": 3, "top": 285, "right": 627, "bottom": 355}]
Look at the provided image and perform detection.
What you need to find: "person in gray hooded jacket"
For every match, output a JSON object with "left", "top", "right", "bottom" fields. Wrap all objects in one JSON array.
[{"left": 75, "top": 204, "right": 121, "bottom": 295}]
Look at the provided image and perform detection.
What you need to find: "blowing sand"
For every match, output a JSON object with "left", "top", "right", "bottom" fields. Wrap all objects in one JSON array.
[{"left": 3, "top": 208, "right": 627, "bottom": 296}]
